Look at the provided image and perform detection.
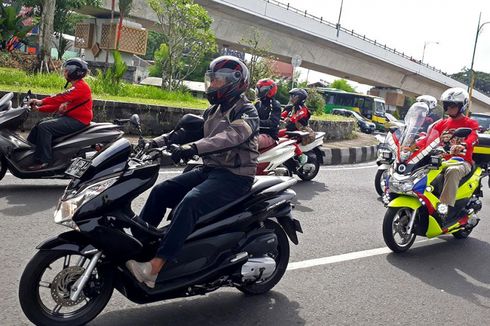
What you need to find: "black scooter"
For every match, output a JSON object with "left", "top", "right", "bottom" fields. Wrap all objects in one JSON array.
[
  {"left": 0, "top": 91, "right": 124, "bottom": 181},
  {"left": 18, "top": 119, "right": 302, "bottom": 326}
]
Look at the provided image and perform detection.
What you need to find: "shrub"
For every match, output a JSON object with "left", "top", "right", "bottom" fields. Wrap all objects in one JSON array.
[{"left": 305, "top": 88, "right": 326, "bottom": 115}]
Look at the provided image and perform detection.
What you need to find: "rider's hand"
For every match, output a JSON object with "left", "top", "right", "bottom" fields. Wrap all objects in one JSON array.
[
  {"left": 171, "top": 144, "right": 198, "bottom": 164},
  {"left": 27, "top": 99, "right": 42, "bottom": 107},
  {"left": 58, "top": 102, "right": 69, "bottom": 113},
  {"left": 450, "top": 144, "right": 465, "bottom": 155}
]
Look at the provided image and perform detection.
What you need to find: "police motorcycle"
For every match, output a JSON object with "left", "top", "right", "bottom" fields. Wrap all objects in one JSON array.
[
  {"left": 0, "top": 91, "right": 123, "bottom": 182},
  {"left": 18, "top": 115, "right": 303, "bottom": 326},
  {"left": 381, "top": 103, "right": 488, "bottom": 253}
]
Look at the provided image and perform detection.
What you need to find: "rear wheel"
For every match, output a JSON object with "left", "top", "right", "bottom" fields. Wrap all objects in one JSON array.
[
  {"left": 19, "top": 250, "right": 113, "bottom": 326},
  {"left": 236, "top": 220, "right": 290, "bottom": 295},
  {"left": 0, "top": 155, "right": 7, "bottom": 181},
  {"left": 383, "top": 207, "right": 416, "bottom": 253},
  {"left": 296, "top": 152, "right": 320, "bottom": 181}
]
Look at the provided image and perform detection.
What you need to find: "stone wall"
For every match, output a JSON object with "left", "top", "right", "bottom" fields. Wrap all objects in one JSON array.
[{"left": 1, "top": 91, "right": 355, "bottom": 139}]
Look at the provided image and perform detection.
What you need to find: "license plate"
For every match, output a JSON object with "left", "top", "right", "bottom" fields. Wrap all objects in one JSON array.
[{"left": 65, "top": 158, "right": 91, "bottom": 178}]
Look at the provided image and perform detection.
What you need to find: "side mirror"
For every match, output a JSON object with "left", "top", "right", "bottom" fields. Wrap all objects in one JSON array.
[
  {"left": 175, "top": 114, "right": 204, "bottom": 131},
  {"left": 453, "top": 127, "right": 472, "bottom": 139}
]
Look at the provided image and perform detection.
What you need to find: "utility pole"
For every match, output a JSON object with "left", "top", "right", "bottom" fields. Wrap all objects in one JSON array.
[{"left": 336, "top": 0, "right": 344, "bottom": 37}]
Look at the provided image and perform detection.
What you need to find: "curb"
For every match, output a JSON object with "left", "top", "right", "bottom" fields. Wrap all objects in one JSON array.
[
  {"left": 159, "top": 144, "right": 380, "bottom": 167},
  {"left": 320, "top": 144, "right": 380, "bottom": 165}
]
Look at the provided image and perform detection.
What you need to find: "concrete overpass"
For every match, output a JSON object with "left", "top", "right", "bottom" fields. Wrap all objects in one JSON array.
[{"left": 79, "top": 0, "right": 490, "bottom": 113}]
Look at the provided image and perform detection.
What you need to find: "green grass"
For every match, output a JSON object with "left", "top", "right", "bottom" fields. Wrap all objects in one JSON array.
[
  {"left": 0, "top": 67, "right": 209, "bottom": 109},
  {"left": 311, "top": 113, "right": 353, "bottom": 122}
]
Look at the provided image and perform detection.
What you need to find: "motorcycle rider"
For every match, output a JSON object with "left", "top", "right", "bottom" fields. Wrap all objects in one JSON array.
[
  {"left": 126, "top": 56, "right": 259, "bottom": 288},
  {"left": 26, "top": 58, "right": 92, "bottom": 170},
  {"left": 255, "top": 78, "right": 281, "bottom": 149},
  {"left": 420, "top": 88, "right": 479, "bottom": 219},
  {"left": 280, "top": 88, "right": 311, "bottom": 165},
  {"left": 416, "top": 94, "right": 439, "bottom": 132}
]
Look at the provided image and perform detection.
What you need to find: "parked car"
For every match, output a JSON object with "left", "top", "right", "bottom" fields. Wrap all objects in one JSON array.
[
  {"left": 384, "top": 112, "right": 405, "bottom": 130},
  {"left": 332, "top": 108, "right": 376, "bottom": 134},
  {"left": 470, "top": 112, "right": 490, "bottom": 132}
]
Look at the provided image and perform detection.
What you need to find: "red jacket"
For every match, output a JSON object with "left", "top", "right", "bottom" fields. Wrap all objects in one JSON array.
[
  {"left": 39, "top": 79, "right": 93, "bottom": 125},
  {"left": 421, "top": 116, "right": 479, "bottom": 163}
]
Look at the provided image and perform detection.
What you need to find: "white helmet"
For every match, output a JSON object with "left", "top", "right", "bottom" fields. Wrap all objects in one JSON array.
[
  {"left": 416, "top": 95, "right": 437, "bottom": 111},
  {"left": 440, "top": 87, "right": 468, "bottom": 114}
]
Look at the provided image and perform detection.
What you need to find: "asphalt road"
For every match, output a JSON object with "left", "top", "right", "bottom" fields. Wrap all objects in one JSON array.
[{"left": 1, "top": 164, "right": 490, "bottom": 325}]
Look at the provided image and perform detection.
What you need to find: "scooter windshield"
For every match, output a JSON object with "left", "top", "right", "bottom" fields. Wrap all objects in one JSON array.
[{"left": 397, "top": 102, "right": 428, "bottom": 162}]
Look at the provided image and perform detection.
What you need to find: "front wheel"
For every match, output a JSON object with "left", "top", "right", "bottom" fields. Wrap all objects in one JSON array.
[
  {"left": 383, "top": 207, "right": 416, "bottom": 253},
  {"left": 0, "top": 155, "right": 7, "bottom": 181},
  {"left": 236, "top": 220, "right": 290, "bottom": 295},
  {"left": 296, "top": 152, "right": 320, "bottom": 181},
  {"left": 19, "top": 250, "right": 113, "bottom": 326},
  {"left": 374, "top": 168, "right": 388, "bottom": 196}
]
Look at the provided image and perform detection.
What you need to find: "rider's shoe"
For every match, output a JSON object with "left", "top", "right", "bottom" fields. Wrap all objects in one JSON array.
[
  {"left": 27, "top": 162, "right": 49, "bottom": 171},
  {"left": 126, "top": 260, "right": 157, "bottom": 288},
  {"left": 297, "top": 154, "right": 308, "bottom": 166}
]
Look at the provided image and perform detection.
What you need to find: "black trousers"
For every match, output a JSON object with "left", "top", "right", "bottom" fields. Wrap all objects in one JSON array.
[
  {"left": 27, "top": 116, "right": 86, "bottom": 164},
  {"left": 139, "top": 167, "right": 254, "bottom": 261}
]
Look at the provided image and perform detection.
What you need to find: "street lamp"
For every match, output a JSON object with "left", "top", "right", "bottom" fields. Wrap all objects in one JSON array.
[
  {"left": 421, "top": 41, "right": 439, "bottom": 63},
  {"left": 468, "top": 12, "right": 490, "bottom": 112}
]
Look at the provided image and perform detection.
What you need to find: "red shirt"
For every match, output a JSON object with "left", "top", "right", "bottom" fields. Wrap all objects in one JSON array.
[
  {"left": 39, "top": 79, "right": 93, "bottom": 125},
  {"left": 429, "top": 116, "right": 479, "bottom": 163}
]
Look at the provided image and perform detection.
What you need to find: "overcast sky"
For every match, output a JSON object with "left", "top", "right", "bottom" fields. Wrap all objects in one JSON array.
[{"left": 284, "top": 0, "right": 490, "bottom": 92}]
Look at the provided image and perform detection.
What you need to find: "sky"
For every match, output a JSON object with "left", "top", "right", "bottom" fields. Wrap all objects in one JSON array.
[{"left": 283, "top": 0, "right": 490, "bottom": 93}]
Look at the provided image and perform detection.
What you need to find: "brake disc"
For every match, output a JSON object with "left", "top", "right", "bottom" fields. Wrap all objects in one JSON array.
[{"left": 50, "top": 266, "right": 86, "bottom": 306}]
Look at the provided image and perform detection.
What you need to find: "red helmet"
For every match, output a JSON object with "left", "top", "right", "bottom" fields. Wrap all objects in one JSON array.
[
  {"left": 256, "top": 78, "right": 278, "bottom": 99},
  {"left": 204, "top": 56, "right": 249, "bottom": 105}
]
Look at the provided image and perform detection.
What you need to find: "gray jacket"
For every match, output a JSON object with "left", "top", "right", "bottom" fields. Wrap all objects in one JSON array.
[{"left": 155, "top": 95, "right": 259, "bottom": 177}]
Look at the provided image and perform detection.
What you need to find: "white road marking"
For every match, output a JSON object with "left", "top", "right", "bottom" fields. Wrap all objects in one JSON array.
[{"left": 287, "top": 239, "right": 436, "bottom": 271}]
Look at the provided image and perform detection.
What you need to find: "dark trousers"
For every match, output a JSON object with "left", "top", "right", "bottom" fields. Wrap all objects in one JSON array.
[
  {"left": 27, "top": 116, "right": 86, "bottom": 164},
  {"left": 140, "top": 167, "right": 254, "bottom": 261}
]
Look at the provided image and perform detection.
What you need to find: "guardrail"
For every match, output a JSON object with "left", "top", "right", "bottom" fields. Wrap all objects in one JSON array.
[{"left": 264, "top": 0, "right": 447, "bottom": 74}]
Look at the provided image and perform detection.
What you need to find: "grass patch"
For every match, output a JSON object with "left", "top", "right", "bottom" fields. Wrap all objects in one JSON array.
[
  {"left": 311, "top": 113, "right": 353, "bottom": 122},
  {"left": 0, "top": 67, "right": 208, "bottom": 109}
]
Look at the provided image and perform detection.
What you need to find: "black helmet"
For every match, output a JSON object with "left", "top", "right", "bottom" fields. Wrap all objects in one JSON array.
[
  {"left": 63, "top": 58, "right": 88, "bottom": 81},
  {"left": 288, "top": 88, "right": 308, "bottom": 105},
  {"left": 204, "top": 56, "right": 249, "bottom": 105}
]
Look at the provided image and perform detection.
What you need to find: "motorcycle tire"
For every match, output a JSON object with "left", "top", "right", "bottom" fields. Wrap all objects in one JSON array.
[
  {"left": 19, "top": 250, "right": 113, "bottom": 326},
  {"left": 296, "top": 152, "right": 320, "bottom": 181},
  {"left": 383, "top": 207, "right": 416, "bottom": 253},
  {"left": 0, "top": 155, "right": 6, "bottom": 181},
  {"left": 236, "top": 220, "right": 290, "bottom": 295},
  {"left": 374, "top": 169, "right": 388, "bottom": 197}
]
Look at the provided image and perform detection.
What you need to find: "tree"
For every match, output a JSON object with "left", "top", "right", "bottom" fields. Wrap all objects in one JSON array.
[
  {"left": 330, "top": 79, "right": 356, "bottom": 93},
  {"left": 143, "top": 30, "right": 165, "bottom": 60},
  {"left": 451, "top": 68, "right": 490, "bottom": 96},
  {"left": 38, "top": 0, "right": 55, "bottom": 69},
  {"left": 0, "top": 3, "right": 33, "bottom": 52},
  {"left": 239, "top": 27, "right": 276, "bottom": 86},
  {"left": 148, "top": 0, "right": 217, "bottom": 90}
]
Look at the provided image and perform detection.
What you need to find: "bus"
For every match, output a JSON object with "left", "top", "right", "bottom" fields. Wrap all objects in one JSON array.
[{"left": 317, "top": 88, "right": 387, "bottom": 130}]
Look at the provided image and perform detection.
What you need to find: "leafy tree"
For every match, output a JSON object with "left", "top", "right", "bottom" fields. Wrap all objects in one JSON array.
[
  {"left": 451, "top": 68, "right": 490, "bottom": 96},
  {"left": 143, "top": 30, "right": 165, "bottom": 60},
  {"left": 148, "top": 0, "right": 217, "bottom": 90},
  {"left": 0, "top": 3, "right": 33, "bottom": 52},
  {"left": 239, "top": 27, "right": 276, "bottom": 86},
  {"left": 330, "top": 79, "right": 356, "bottom": 93}
]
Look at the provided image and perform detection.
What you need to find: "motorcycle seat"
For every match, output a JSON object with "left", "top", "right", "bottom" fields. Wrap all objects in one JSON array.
[
  {"left": 52, "top": 122, "right": 97, "bottom": 144},
  {"left": 458, "top": 164, "right": 476, "bottom": 186},
  {"left": 195, "top": 176, "right": 290, "bottom": 226}
]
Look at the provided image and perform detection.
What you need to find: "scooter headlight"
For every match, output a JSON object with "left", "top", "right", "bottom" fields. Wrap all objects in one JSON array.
[{"left": 54, "top": 177, "right": 119, "bottom": 228}]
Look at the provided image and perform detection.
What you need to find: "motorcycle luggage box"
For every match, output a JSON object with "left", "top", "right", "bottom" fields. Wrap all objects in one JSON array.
[{"left": 473, "top": 134, "right": 490, "bottom": 164}]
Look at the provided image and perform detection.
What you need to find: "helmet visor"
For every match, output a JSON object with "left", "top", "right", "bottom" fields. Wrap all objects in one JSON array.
[
  {"left": 204, "top": 69, "right": 241, "bottom": 93},
  {"left": 257, "top": 85, "right": 272, "bottom": 98},
  {"left": 443, "top": 101, "right": 460, "bottom": 111}
]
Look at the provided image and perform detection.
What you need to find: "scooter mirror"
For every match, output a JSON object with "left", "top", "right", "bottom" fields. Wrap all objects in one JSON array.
[
  {"left": 129, "top": 114, "right": 140, "bottom": 128},
  {"left": 452, "top": 127, "right": 472, "bottom": 139}
]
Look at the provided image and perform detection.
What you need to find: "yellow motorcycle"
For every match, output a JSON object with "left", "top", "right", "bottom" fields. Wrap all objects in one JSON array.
[{"left": 381, "top": 103, "right": 489, "bottom": 253}]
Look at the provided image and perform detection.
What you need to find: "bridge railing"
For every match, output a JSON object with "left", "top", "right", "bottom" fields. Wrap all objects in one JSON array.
[{"left": 264, "top": 0, "right": 448, "bottom": 76}]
